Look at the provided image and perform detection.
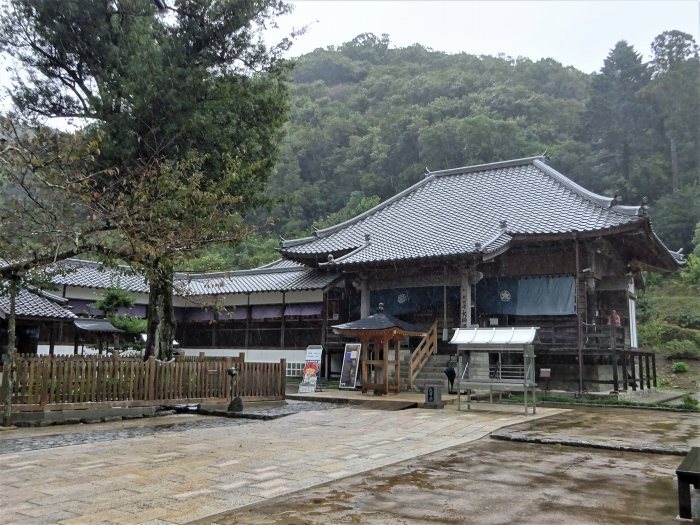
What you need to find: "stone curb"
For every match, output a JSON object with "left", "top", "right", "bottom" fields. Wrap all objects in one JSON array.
[
  {"left": 490, "top": 430, "right": 689, "bottom": 456},
  {"left": 195, "top": 408, "right": 285, "bottom": 421}
]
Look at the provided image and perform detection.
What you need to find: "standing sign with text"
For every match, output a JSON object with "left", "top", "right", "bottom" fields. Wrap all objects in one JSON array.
[
  {"left": 298, "top": 345, "right": 323, "bottom": 393},
  {"left": 339, "top": 343, "right": 361, "bottom": 389}
]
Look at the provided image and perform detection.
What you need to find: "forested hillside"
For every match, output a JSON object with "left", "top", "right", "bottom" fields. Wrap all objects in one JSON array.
[{"left": 186, "top": 30, "right": 700, "bottom": 270}]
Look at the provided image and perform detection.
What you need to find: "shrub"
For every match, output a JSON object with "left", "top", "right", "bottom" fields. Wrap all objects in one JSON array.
[
  {"left": 639, "top": 318, "right": 700, "bottom": 348},
  {"left": 665, "top": 312, "right": 700, "bottom": 330},
  {"left": 680, "top": 395, "right": 699, "bottom": 410},
  {"left": 664, "top": 339, "right": 700, "bottom": 360},
  {"left": 672, "top": 362, "right": 689, "bottom": 373}
]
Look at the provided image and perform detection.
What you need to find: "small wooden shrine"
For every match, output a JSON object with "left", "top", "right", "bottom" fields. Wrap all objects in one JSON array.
[{"left": 332, "top": 304, "right": 426, "bottom": 394}]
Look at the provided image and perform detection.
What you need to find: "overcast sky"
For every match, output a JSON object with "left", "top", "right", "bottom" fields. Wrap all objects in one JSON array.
[{"left": 267, "top": 1, "right": 700, "bottom": 73}]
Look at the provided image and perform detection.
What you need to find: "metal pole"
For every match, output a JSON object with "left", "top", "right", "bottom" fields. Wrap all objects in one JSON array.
[{"left": 575, "top": 238, "right": 583, "bottom": 394}]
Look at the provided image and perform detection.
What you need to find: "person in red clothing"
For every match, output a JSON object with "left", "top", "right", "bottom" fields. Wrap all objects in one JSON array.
[{"left": 607, "top": 309, "right": 621, "bottom": 327}]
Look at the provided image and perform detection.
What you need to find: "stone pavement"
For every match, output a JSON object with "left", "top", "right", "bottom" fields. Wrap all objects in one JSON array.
[
  {"left": 491, "top": 405, "right": 700, "bottom": 455},
  {"left": 0, "top": 403, "right": 564, "bottom": 525}
]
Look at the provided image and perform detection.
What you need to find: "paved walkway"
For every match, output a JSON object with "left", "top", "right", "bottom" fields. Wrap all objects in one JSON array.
[
  {"left": 492, "top": 405, "right": 700, "bottom": 455},
  {"left": 0, "top": 404, "right": 565, "bottom": 524}
]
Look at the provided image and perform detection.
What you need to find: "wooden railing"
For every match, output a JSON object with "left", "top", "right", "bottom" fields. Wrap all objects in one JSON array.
[
  {"left": 0, "top": 353, "right": 286, "bottom": 411},
  {"left": 408, "top": 320, "right": 438, "bottom": 389}
]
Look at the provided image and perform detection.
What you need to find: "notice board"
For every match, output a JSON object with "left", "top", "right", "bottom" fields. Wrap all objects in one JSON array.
[
  {"left": 298, "top": 345, "right": 323, "bottom": 393},
  {"left": 339, "top": 343, "right": 361, "bottom": 389}
]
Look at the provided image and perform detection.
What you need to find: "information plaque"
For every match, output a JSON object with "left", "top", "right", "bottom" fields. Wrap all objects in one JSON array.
[{"left": 339, "top": 343, "right": 361, "bottom": 389}]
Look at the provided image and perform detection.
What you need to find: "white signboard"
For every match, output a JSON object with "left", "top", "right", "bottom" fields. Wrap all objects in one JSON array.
[{"left": 298, "top": 345, "right": 323, "bottom": 393}]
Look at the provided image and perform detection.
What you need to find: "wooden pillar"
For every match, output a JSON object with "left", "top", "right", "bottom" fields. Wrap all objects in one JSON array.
[
  {"left": 621, "top": 351, "right": 629, "bottom": 390},
  {"left": 611, "top": 324, "right": 618, "bottom": 392},
  {"left": 394, "top": 338, "right": 400, "bottom": 392},
  {"left": 460, "top": 271, "right": 472, "bottom": 328},
  {"left": 638, "top": 352, "right": 644, "bottom": 390},
  {"left": 280, "top": 292, "right": 286, "bottom": 349},
  {"left": 361, "top": 339, "right": 368, "bottom": 394},
  {"left": 244, "top": 293, "right": 250, "bottom": 349},
  {"left": 645, "top": 354, "right": 651, "bottom": 389},
  {"left": 382, "top": 339, "right": 389, "bottom": 394},
  {"left": 630, "top": 353, "right": 637, "bottom": 391},
  {"left": 48, "top": 323, "right": 56, "bottom": 357},
  {"left": 73, "top": 325, "right": 79, "bottom": 356},
  {"left": 575, "top": 238, "right": 583, "bottom": 394},
  {"left": 360, "top": 279, "right": 370, "bottom": 318},
  {"left": 651, "top": 353, "right": 657, "bottom": 387},
  {"left": 321, "top": 289, "right": 328, "bottom": 354}
]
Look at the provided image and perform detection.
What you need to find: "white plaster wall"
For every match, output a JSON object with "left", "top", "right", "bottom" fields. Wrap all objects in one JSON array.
[
  {"left": 63, "top": 286, "right": 149, "bottom": 304},
  {"left": 180, "top": 347, "right": 306, "bottom": 363}
]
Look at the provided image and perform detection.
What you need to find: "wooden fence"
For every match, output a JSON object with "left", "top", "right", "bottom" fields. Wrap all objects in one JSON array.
[{"left": 0, "top": 353, "right": 286, "bottom": 411}]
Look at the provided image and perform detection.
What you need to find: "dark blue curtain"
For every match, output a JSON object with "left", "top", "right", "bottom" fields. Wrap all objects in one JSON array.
[
  {"left": 371, "top": 286, "right": 460, "bottom": 316},
  {"left": 476, "top": 276, "right": 575, "bottom": 316}
]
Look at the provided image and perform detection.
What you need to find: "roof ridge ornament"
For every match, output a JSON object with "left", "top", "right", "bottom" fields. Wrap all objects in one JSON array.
[{"left": 639, "top": 197, "right": 648, "bottom": 216}]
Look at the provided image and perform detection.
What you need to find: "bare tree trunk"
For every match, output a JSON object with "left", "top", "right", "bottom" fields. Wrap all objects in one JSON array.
[
  {"left": 2, "top": 278, "right": 19, "bottom": 427},
  {"left": 145, "top": 261, "right": 175, "bottom": 361}
]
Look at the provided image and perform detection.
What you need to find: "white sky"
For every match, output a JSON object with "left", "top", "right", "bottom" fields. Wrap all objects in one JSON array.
[{"left": 267, "top": 1, "right": 700, "bottom": 73}]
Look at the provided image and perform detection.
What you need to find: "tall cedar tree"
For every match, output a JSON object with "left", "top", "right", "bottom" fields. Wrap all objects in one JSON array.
[
  {"left": 582, "top": 41, "right": 651, "bottom": 199},
  {"left": 1, "top": 0, "right": 292, "bottom": 359}
]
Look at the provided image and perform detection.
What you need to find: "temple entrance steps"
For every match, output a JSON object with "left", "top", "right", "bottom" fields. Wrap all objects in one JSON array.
[{"left": 398, "top": 352, "right": 454, "bottom": 393}]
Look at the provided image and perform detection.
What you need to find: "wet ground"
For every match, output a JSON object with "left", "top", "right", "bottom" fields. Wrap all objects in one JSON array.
[
  {"left": 1, "top": 397, "right": 698, "bottom": 524},
  {"left": 194, "top": 439, "right": 681, "bottom": 525},
  {"left": 492, "top": 405, "right": 700, "bottom": 454},
  {"left": 0, "top": 400, "right": 339, "bottom": 454}
]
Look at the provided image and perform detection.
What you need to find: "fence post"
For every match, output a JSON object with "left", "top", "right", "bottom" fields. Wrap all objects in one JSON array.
[
  {"left": 147, "top": 356, "right": 156, "bottom": 401},
  {"left": 238, "top": 352, "right": 245, "bottom": 363},
  {"left": 280, "top": 358, "right": 287, "bottom": 398},
  {"left": 40, "top": 356, "right": 51, "bottom": 409}
]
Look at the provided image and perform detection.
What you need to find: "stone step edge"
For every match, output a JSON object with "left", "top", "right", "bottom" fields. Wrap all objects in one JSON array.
[{"left": 489, "top": 430, "right": 688, "bottom": 456}]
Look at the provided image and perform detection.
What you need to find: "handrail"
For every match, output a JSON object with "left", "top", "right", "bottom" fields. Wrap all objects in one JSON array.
[{"left": 408, "top": 320, "right": 439, "bottom": 389}]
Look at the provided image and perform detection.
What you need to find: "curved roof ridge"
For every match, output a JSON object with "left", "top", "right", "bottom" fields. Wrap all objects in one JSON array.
[
  {"left": 178, "top": 264, "right": 308, "bottom": 281},
  {"left": 282, "top": 156, "right": 545, "bottom": 249},
  {"left": 429, "top": 156, "right": 546, "bottom": 179},
  {"left": 320, "top": 242, "right": 370, "bottom": 267},
  {"left": 533, "top": 159, "right": 641, "bottom": 217},
  {"left": 64, "top": 258, "right": 139, "bottom": 273}
]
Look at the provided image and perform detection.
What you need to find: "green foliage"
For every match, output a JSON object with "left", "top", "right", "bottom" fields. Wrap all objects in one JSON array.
[
  {"left": 664, "top": 340, "right": 700, "bottom": 360},
  {"left": 638, "top": 317, "right": 700, "bottom": 349},
  {"left": 672, "top": 361, "right": 689, "bottom": 373},
  {"left": 312, "top": 192, "right": 381, "bottom": 230},
  {"left": 1, "top": 0, "right": 293, "bottom": 358},
  {"left": 108, "top": 315, "right": 147, "bottom": 335},
  {"left": 681, "top": 254, "right": 700, "bottom": 291},
  {"left": 93, "top": 288, "right": 135, "bottom": 317},
  {"left": 681, "top": 395, "right": 699, "bottom": 410},
  {"left": 248, "top": 31, "right": 700, "bottom": 254}
]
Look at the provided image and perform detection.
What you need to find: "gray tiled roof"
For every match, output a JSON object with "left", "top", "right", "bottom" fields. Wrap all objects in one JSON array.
[
  {"left": 280, "top": 157, "right": 648, "bottom": 267},
  {"left": 44, "top": 258, "right": 337, "bottom": 297},
  {"left": 51, "top": 259, "right": 150, "bottom": 293},
  {"left": 176, "top": 266, "right": 340, "bottom": 296},
  {"left": 0, "top": 287, "right": 76, "bottom": 320}
]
